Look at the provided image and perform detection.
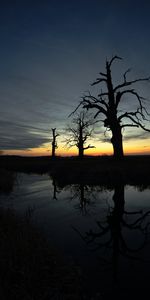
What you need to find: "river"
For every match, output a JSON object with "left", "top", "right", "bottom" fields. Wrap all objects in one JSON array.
[{"left": 1, "top": 172, "right": 150, "bottom": 299}]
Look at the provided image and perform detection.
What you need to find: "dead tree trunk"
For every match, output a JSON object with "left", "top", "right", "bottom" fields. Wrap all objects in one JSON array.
[
  {"left": 51, "top": 128, "right": 59, "bottom": 158},
  {"left": 111, "top": 121, "right": 124, "bottom": 158},
  {"left": 105, "top": 60, "right": 124, "bottom": 158},
  {"left": 78, "top": 125, "right": 84, "bottom": 158},
  {"left": 78, "top": 146, "right": 84, "bottom": 158}
]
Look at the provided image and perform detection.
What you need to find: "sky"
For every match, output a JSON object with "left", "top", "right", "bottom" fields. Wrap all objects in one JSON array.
[{"left": 0, "top": 0, "right": 150, "bottom": 156}]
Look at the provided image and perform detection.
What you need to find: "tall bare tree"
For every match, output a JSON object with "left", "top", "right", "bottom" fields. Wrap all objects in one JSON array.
[
  {"left": 66, "top": 111, "right": 95, "bottom": 158},
  {"left": 74, "top": 56, "right": 150, "bottom": 158},
  {"left": 51, "top": 128, "right": 59, "bottom": 158}
]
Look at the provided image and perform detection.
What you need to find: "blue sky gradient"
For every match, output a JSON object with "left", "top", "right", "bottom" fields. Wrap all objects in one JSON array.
[{"left": 0, "top": 0, "right": 150, "bottom": 154}]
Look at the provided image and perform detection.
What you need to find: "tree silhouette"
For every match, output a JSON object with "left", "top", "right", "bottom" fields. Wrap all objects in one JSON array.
[
  {"left": 66, "top": 111, "right": 95, "bottom": 158},
  {"left": 51, "top": 128, "right": 59, "bottom": 158},
  {"left": 73, "top": 56, "right": 150, "bottom": 158}
]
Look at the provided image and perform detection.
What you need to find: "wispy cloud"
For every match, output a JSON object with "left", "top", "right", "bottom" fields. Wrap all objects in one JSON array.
[
  {"left": 123, "top": 130, "right": 150, "bottom": 142},
  {"left": 0, "top": 120, "right": 50, "bottom": 150}
]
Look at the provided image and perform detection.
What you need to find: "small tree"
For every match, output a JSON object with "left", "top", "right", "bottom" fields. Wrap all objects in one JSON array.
[
  {"left": 51, "top": 128, "right": 59, "bottom": 158},
  {"left": 66, "top": 111, "right": 95, "bottom": 158},
  {"left": 74, "top": 56, "right": 150, "bottom": 158}
]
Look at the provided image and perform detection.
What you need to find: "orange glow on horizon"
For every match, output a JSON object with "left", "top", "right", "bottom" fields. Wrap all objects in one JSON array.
[
  {"left": 2, "top": 140, "right": 150, "bottom": 157},
  {"left": 2, "top": 137, "right": 150, "bottom": 157}
]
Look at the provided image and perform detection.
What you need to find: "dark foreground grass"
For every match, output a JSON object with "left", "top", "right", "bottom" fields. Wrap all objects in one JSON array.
[
  {"left": 0, "top": 169, "right": 17, "bottom": 194},
  {"left": 0, "top": 208, "right": 82, "bottom": 300}
]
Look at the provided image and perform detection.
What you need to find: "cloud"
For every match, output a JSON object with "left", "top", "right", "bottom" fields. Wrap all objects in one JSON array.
[
  {"left": 0, "top": 120, "right": 50, "bottom": 150},
  {"left": 123, "top": 130, "right": 150, "bottom": 142}
]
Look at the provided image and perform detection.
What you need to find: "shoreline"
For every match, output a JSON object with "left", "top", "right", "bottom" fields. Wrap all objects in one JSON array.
[{"left": 0, "top": 155, "right": 150, "bottom": 187}]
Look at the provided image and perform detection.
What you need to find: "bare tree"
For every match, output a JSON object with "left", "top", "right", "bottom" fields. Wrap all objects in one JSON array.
[
  {"left": 66, "top": 111, "right": 95, "bottom": 158},
  {"left": 51, "top": 128, "right": 59, "bottom": 158},
  {"left": 73, "top": 56, "right": 150, "bottom": 158}
]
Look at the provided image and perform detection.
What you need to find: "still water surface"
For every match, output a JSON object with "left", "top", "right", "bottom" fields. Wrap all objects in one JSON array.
[{"left": 1, "top": 172, "right": 150, "bottom": 298}]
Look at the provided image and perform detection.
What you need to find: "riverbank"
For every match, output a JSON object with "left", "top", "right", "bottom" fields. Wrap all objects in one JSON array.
[{"left": 0, "top": 155, "right": 150, "bottom": 187}]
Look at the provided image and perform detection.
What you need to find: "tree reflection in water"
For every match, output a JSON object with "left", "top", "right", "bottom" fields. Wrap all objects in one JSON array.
[
  {"left": 69, "top": 183, "right": 97, "bottom": 216},
  {"left": 50, "top": 174, "right": 150, "bottom": 297},
  {"left": 51, "top": 177, "right": 61, "bottom": 200},
  {"left": 72, "top": 183, "right": 150, "bottom": 283}
]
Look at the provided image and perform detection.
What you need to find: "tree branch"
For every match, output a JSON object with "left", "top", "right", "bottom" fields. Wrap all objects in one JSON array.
[
  {"left": 82, "top": 97, "right": 107, "bottom": 116},
  {"left": 122, "top": 114, "right": 150, "bottom": 132},
  {"left": 108, "top": 55, "right": 122, "bottom": 68},
  {"left": 123, "top": 68, "right": 131, "bottom": 82},
  {"left": 115, "top": 89, "right": 146, "bottom": 113},
  {"left": 84, "top": 145, "right": 95, "bottom": 150},
  {"left": 114, "top": 77, "right": 150, "bottom": 93},
  {"left": 91, "top": 78, "right": 107, "bottom": 86},
  {"left": 121, "top": 124, "right": 139, "bottom": 128},
  {"left": 99, "top": 72, "right": 107, "bottom": 77},
  {"left": 68, "top": 102, "right": 82, "bottom": 117}
]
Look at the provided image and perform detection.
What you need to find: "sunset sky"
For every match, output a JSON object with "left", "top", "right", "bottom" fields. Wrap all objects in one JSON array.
[{"left": 1, "top": 0, "right": 150, "bottom": 156}]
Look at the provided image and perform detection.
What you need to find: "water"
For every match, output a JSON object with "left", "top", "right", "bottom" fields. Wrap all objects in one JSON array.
[{"left": 1, "top": 172, "right": 150, "bottom": 298}]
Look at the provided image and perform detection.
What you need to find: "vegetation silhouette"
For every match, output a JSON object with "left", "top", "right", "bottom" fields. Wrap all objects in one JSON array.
[
  {"left": 0, "top": 169, "right": 17, "bottom": 194},
  {"left": 72, "top": 55, "right": 150, "bottom": 159},
  {"left": 51, "top": 128, "right": 59, "bottom": 158},
  {"left": 1, "top": 155, "right": 150, "bottom": 188},
  {"left": 65, "top": 111, "right": 95, "bottom": 158},
  {"left": 0, "top": 207, "right": 81, "bottom": 300}
]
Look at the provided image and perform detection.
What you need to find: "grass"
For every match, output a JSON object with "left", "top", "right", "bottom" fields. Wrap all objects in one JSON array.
[
  {"left": 0, "top": 169, "right": 17, "bottom": 194},
  {"left": 0, "top": 207, "right": 82, "bottom": 300}
]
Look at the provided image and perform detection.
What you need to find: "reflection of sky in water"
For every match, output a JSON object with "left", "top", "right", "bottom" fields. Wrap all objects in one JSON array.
[
  {"left": 125, "top": 185, "right": 150, "bottom": 209},
  {"left": 1, "top": 173, "right": 150, "bottom": 297}
]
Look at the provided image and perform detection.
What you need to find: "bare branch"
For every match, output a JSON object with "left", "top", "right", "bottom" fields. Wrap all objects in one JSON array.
[
  {"left": 84, "top": 145, "right": 96, "bottom": 150},
  {"left": 91, "top": 78, "right": 107, "bottom": 86},
  {"left": 114, "top": 76, "right": 150, "bottom": 93},
  {"left": 99, "top": 72, "right": 107, "bottom": 77},
  {"left": 68, "top": 101, "right": 82, "bottom": 117},
  {"left": 121, "top": 124, "right": 139, "bottom": 128},
  {"left": 123, "top": 68, "right": 131, "bottom": 82},
  {"left": 118, "top": 109, "right": 144, "bottom": 122},
  {"left": 85, "top": 91, "right": 109, "bottom": 110},
  {"left": 108, "top": 55, "right": 122, "bottom": 68},
  {"left": 82, "top": 97, "right": 107, "bottom": 116},
  {"left": 122, "top": 114, "right": 150, "bottom": 132},
  {"left": 115, "top": 89, "right": 145, "bottom": 111}
]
